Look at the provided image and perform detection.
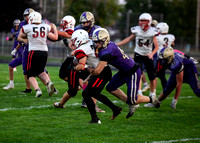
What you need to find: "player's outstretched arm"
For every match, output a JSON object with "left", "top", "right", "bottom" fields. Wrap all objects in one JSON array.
[
  {"left": 117, "top": 34, "right": 135, "bottom": 47},
  {"left": 48, "top": 23, "right": 58, "bottom": 41}
]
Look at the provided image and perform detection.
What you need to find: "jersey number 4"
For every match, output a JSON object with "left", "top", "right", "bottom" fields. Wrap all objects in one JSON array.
[{"left": 32, "top": 27, "right": 46, "bottom": 38}]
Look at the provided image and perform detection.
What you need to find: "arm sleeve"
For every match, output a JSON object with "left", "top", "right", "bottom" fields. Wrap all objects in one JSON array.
[{"left": 74, "top": 50, "right": 87, "bottom": 60}]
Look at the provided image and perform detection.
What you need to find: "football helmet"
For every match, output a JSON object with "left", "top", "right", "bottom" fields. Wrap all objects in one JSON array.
[
  {"left": 71, "top": 29, "right": 89, "bottom": 48},
  {"left": 92, "top": 28, "right": 110, "bottom": 48},
  {"left": 159, "top": 46, "right": 174, "bottom": 64},
  {"left": 28, "top": 11, "right": 42, "bottom": 24},
  {"left": 59, "top": 15, "right": 76, "bottom": 30},
  {"left": 80, "top": 11, "right": 95, "bottom": 30},
  {"left": 151, "top": 20, "right": 158, "bottom": 27},
  {"left": 23, "top": 8, "right": 35, "bottom": 21},
  {"left": 156, "top": 22, "right": 169, "bottom": 34},
  {"left": 139, "top": 13, "right": 152, "bottom": 30},
  {"left": 13, "top": 19, "right": 20, "bottom": 27}
]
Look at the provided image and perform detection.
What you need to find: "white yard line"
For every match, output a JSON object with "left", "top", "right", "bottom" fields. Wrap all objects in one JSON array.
[
  {"left": 151, "top": 138, "right": 200, "bottom": 143},
  {"left": 0, "top": 100, "right": 122, "bottom": 112},
  {"left": 0, "top": 103, "right": 82, "bottom": 112}
]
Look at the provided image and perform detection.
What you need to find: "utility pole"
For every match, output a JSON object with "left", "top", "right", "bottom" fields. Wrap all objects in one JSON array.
[
  {"left": 57, "top": 0, "right": 61, "bottom": 24},
  {"left": 196, "top": 0, "right": 200, "bottom": 52},
  {"left": 126, "top": 9, "right": 132, "bottom": 37}
]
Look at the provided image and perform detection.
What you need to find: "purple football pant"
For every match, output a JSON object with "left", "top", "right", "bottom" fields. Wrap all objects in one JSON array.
[{"left": 106, "top": 68, "right": 141, "bottom": 104}]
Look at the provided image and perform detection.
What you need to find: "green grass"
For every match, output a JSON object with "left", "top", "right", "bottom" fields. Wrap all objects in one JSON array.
[{"left": 0, "top": 63, "right": 200, "bottom": 143}]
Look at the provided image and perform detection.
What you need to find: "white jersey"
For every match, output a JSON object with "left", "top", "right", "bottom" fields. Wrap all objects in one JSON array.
[
  {"left": 22, "top": 23, "right": 51, "bottom": 51},
  {"left": 156, "top": 34, "right": 175, "bottom": 56},
  {"left": 74, "top": 40, "right": 100, "bottom": 68},
  {"left": 131, "top": 26, "right": 159, "bottom": 56}
]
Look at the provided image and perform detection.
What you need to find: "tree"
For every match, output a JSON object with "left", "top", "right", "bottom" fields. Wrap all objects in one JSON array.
[
  {"left": 118, "top": 0, "right": 198, "bottom": 45},
  {"left": 0, "top": 0, "right": 40, "bottom": 32},
  {"left": 64, "top": 0, "right": 121, "bottom": 27}
]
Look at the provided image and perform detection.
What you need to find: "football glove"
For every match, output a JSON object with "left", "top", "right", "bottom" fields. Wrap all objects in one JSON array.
[{"left": 11, "top": 49, "right": 17, "bottom": 55}]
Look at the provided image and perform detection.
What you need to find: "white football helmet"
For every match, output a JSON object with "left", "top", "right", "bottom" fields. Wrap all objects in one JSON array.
[
  {"left": 139, "top": 13, "right": 152, "bottom": 30},
  {"left": 60, "top": 15, "right": 76, "bottom": 30},
  {"left": 71, "top": 29, "right": 89, "bottom": 48},
  {"left": 156, "top": 22, "right": 169, "bottom": 34},
  {"left": 92, "top": 28, "right": 110, "bottom": 48},
  {"left": 13, "top": 19, "right": 20, "bottom": 27},
  {"left": 80, "top": 11, "right": 95, "bottom": 30},
  {"left": 23, "top": 8, "right": 35, "bottom": 21},
  {"left": 28, "top": 11, "right": 42, "bottom": 24},
  {"left": 159, "top": 46, "right": 174, "bottom": 64}
]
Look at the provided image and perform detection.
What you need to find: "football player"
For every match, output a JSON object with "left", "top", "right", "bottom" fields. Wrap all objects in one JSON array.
[
  {"left": 157, "top": 46, "right": 200, "bottom": 109},
  {"left": 18, "top": 11, "right": 58, "bottom": 97},
  {"left": 3, "top": 8, "right": 35, "bottom": 91},
  {"left": 144, "top": 22, "right": 176, "bottom": 107},
  {"left": 117, "top": 13, "right": 159, "bottom": 104},
  {"left": 56, "top": 29, "right": 122, "bottom": 124},
  {"left": 73, "top": 11, "right": 104, "bottom": 112},
  {"left": 92, "top": 28, "right": 160, "bottom": 119},
  {"left": 3, "top": 19, "right": 23, "bottom": 90}
]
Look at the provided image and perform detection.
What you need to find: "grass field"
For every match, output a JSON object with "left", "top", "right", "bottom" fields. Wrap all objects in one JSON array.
[{"left": 0, "top": 63, "right": 200, "bottom": 143}]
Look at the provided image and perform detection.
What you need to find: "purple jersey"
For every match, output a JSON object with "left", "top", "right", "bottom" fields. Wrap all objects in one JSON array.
[
  {"left": 163, "top": 52, "right": 200, "bottom": 97},
  {"left": 168, "top": 52, "right": 191, "bottom": 74},
  {"left": 98, "top": 42, "right": 135, "bottom": 72},
  {"left": 19, "top": 20, "right": 29, "bottom": 74},
  {"left": 18, "top": 20, "right": 29, "bottom": 52},
  {"left": 74, "top": 25, "right": 101, "bottom": 39},
  {"left": 11, "top": 27, "right": 23, "bottom": 56},
  {"left": 99, "top": 41, "right": 141, "bottom": 105}
]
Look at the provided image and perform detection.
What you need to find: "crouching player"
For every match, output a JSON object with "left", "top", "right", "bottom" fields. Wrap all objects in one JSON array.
[{"left": 157, "top": 46, "right": 200, "bottom": 109}]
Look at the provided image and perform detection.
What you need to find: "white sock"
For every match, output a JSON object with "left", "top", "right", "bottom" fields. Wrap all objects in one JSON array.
[
  {"left": 143, "top": 82, "right": 148, "bottom": 86},
  {"left": 149, "top": 92, "right": 156, "bottom": 97},
  {"left": 172, "top": 98, "right": 177, "bottom": 103},
  {"left": 154, "top": 89, "right": 156, "bottom": 94},
  {"left": 138, "top": 90, "right": 143, "bottom": 95},
  {"left": 10, "top": 80, "right": 14, "bottom": 84}
]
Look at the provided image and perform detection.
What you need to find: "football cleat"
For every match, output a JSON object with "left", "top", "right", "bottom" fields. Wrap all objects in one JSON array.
[
  {"left": 47, "top": 82, "right": 55, "bottom": 97},
  {"left": 171, "top": 99, "right": 177, "bottom": 109},
  {"left": 35, "top": 89, "right": 42, "bottom": 97},
  {"left": 142, "top": 83, "right": 150, "bottom": 93},
  {"left": 54, "top": 87, "right": 58, "bottom": 95},
  {"left": 88, "top": 119, "right": 101, "bottom": 124},
  {"left": 3, "top": 84, "right": 14, "bottom": 90},
  {"left": 126, "top": 104, "right": 138, "bottom": 119},
  {"left": 81, "top": 98, "right": 87, "bottom": 108},
  {"left": 151, "top": 95, "right": 161, "bottom": 108},
  {"left": 95, "top": 105, "right": 105, "bottom": 113},
  {"left": 144, "top": 103, "right": 154, "bottom": 107},
  {"left": 20, "top": 88, "right": 32, "bottom": 94},
  {"left": 111, "top": 106, "right": 122, "bottom": 120},
  {"left": 54, "top": 102, "right": 66, "bottom": 108}
]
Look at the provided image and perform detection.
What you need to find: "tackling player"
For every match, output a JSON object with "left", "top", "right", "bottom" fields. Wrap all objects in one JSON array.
[{"left": 92, "top": 28, "right": 160, "bottom": 119}]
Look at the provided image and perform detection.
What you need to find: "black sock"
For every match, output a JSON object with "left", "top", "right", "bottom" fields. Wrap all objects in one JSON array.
[{"left": 149, "top": 97, "right": 152, "bottom": 103}]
